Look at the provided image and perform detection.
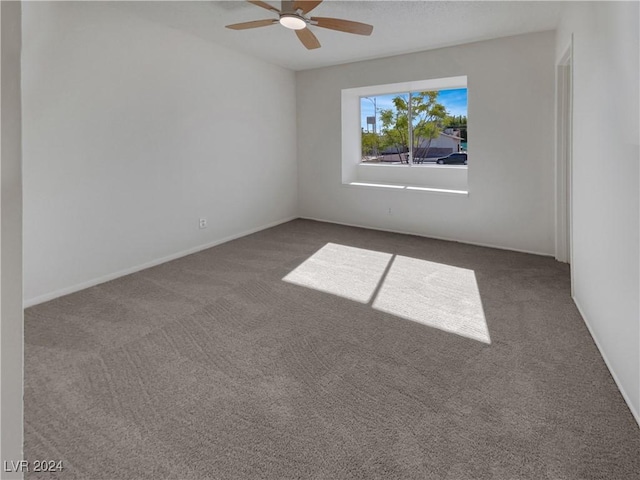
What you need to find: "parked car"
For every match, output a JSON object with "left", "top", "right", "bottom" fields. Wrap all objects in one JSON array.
[{"left": 436, "top": 153, "right": 467, "bottom": 165}]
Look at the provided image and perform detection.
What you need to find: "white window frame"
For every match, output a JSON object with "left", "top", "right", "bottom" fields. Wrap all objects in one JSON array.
[{"left": 341, "top": 76, "right": 468, "bottom": 194}]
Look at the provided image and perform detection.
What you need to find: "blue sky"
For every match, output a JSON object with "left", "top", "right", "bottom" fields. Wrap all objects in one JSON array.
[{"left": 360, "top": 88, "right": 467, "bottom": 131}]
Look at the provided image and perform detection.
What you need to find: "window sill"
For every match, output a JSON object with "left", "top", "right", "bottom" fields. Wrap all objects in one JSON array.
[
  {"left": 352, "top": 162, "right": 468, "bottom": 193},
  {"left": 359, "top": 162, "right": 467, "bottom": 170},
  {"left": 344, "top": 182, "right": 468, "bottom": 196}
]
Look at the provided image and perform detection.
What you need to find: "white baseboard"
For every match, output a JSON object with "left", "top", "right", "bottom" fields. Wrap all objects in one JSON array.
[
  {"left": 300, "top": 216, "right": 554, "bottom": 258},
  {"left": 573, "top": 296, "right": 640, "bottom": 427},
  {"left": 25, "top": 215, "right": 551, "bottom": 309},
  {"left": 23, "top": 216, "right": 297, "bottom": 308}
]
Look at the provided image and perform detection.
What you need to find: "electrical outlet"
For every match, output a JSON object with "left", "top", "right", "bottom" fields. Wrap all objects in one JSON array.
[
  {"left": 199, "top": 218, "right": 207, "bottom": 229},
  {"left": 387, "top": 207, "right": 393, "bottom": 215}
]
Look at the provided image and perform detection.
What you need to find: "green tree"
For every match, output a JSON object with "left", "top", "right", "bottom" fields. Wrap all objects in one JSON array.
[
  {"left": 361, "top": 130, "right": 381, "bottom": 160},
  {"left": 380, "top": 96, "right": 409, "bottom": 162},
  {"left": 379, "top": 92, "right": 448, "bottom": 163},
  {"left": 410, "top": 92, "right": 448, "bottom": 159},
  {"left": 444, "top": 114, "right": 468, "bottom": 142}
]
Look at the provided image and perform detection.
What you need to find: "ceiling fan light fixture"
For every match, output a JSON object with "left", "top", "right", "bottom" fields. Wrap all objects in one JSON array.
[
  {"left": 279, "top": 14, "right": 307, "bottom": 30},
  {"left": 226, "top": 1, "right": 374, "bottom": 50}
]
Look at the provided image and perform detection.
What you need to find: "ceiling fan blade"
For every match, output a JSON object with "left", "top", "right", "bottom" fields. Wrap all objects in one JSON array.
[
  {"left": 226, "top": 19, "right": 277, "bottom": 30},
  {"left": 247, "top": 1, "right": 280, "bottom": 13},
  {"left": 293, "top": 0, "right": 323, "bottom": 14},
  {"left": 295, "top": 27, "right": 321, "bottom": 50},
  {"left": 311, "top": 17, "right": 373, "bottom": 36}
]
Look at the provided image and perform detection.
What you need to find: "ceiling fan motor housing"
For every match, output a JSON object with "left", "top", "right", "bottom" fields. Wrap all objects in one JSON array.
[
  {"left": 225, "top": 1, "right": 374, "bottom": 50},
  {"left": 279, "top": 13, "right": 307, "bottom": 30}
]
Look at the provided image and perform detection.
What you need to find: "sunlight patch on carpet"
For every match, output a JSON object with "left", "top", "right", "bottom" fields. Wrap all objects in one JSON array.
[
  {"left": 282, "top": 243, "right": 392, "bottom": 303},
  {"left": 283, "top": 244, "right": 489, "bottom": 343},
  {"left": 372, "top": 255, "right": 490, "bottom": 343}
]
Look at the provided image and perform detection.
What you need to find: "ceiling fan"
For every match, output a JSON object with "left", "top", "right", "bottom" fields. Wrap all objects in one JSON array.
[{"left": 225, "top": 0, "right": 374, "bottom": 50}]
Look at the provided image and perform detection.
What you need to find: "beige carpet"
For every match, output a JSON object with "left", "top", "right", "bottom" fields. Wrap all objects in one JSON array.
[{"left": 24, "top": 219, "right": 640, "bottom": 479}]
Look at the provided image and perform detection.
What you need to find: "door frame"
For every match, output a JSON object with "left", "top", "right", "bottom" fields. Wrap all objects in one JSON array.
[{"left": 555, "top": 39, "right": 573, "bottom": 279}]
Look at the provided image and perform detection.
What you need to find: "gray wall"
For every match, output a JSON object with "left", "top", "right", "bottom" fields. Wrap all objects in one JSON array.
[
  {"left": 22, "top": 2, "right": 298, "bottom": 305},
  {"left": 557, "top": 1, "right": 639, "bottom": 423},
  {"left": 1, "top": 2, "right": 23, "bottom": 477},
  {"left": 296, "top": 31, "right": 556, "bottom": 255}
]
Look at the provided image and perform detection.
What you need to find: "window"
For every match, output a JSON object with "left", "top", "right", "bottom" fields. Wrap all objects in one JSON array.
[
  {"left": 342, "top": 76, "right": 469, "bottom": 194},
  {"left": 360, "top": 89, "right": 467, "bottom": 166}
]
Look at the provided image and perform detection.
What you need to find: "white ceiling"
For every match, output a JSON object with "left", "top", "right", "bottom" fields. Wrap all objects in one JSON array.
[{"left": 116, "top": 1, "right": 567, "bottom": 71}]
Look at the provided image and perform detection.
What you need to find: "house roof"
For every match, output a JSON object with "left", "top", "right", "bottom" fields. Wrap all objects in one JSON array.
[{"left": 440, "top": 132, "right": 463, "bottom": 141}]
